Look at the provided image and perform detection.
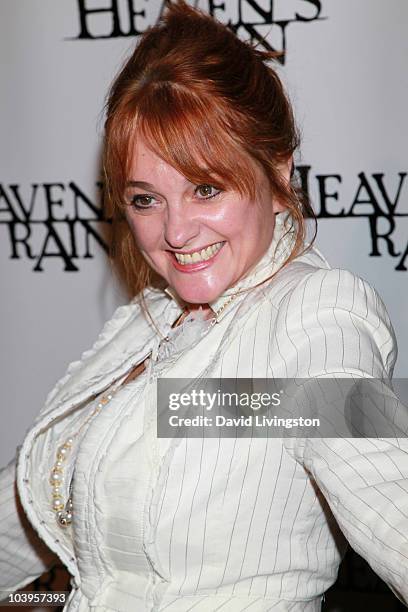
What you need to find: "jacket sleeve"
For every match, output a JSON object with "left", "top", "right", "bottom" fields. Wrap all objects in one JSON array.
[
  {"left": 279, "top": 267, "right": 408, "bottom": 605},
  {"left": 0, "top": 456, "right": 57, "bottom": 594}
]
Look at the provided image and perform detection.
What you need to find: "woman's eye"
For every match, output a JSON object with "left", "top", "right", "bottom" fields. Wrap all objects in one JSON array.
[
  {"left": 195, "top": 184, "right": 221, "bottom": 199},
  {"left": 130, "top": 194, "right": 156, "bottom": 209}
]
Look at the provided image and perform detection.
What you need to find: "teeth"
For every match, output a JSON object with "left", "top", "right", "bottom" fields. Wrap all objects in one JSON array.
[{"left": 174, "top": 242, "right": 223, "bottom": 265}]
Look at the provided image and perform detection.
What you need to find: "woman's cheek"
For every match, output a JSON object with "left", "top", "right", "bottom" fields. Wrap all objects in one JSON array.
[{"left": 127, "top": 217, "right": 157, "bottom": 250}]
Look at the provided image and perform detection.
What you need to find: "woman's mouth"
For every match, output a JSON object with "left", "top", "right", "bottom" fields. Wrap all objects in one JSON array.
[{"left": 169, "top": 241, "right": 225, "bottom": 271}]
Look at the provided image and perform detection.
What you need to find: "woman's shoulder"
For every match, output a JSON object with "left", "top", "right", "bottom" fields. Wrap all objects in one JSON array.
[
  {"left": 97, "top": 287, "right": 168, "bottom": 341},
  {"left": 71, "top": 286, "right": 168, "bottom": 361},
  {"left": 265, "top": 245, "right": 389, "bottom": 321},
  {"left": 260, "top": 249, "right": 398, "bottom": 379},
  {"left": 42, "top": 287, "right": 170, "bottom": 409}
]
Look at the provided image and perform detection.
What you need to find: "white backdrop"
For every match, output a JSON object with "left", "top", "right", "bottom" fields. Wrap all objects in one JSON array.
[{"left": 1, "top": 0, "right": 407, "bottom": 466}]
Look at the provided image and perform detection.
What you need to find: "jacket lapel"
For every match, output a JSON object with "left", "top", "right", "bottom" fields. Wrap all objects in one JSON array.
[{"left": 38, "top": 291, "right": 182, "bottom": 423}]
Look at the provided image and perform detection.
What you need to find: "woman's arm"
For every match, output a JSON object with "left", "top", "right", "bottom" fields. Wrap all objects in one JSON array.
[
  {"left": 278, "top": 267, "right": 408, "bottom": 605},
  {"left": 0, "top": 456, "right": 57, "bottom": 594}
]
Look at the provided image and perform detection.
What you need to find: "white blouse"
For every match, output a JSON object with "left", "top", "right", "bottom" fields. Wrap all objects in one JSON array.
[{"left": 1, "top": 212, "right": 407, "bottom": 612}]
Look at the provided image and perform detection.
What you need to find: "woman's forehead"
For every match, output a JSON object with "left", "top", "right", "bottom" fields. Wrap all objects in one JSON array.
[
  {"left": 128, "top": 131, "right": 228, "bottom": 188},
  {"left": 129, "top": 136, "right": 203, "bottom": 183}
]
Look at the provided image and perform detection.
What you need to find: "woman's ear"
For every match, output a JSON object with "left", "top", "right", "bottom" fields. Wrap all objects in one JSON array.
[{"left": 272, "top": 156, "right": 293, "bottom": 213}]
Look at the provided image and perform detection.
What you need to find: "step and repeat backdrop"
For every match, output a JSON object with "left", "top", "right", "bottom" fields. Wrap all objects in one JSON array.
[
  {"left": 1, "top": 1, "right": 407, "bottom": 609},
  {"left": 1, "top": 0, "right": 407, "bottom": 463}
]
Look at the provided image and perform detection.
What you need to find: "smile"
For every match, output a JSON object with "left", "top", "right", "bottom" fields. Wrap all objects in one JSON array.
[{"left": 173, "top": 241, "right": 224, "bottom": 265}]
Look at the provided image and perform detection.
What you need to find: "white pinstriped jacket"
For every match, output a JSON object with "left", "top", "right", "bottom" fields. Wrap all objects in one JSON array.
[{"left": 1, "top": 212, "right": 408, "bottom": 611}]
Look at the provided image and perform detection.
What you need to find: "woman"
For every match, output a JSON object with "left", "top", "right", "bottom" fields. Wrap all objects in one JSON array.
[{"left": 1, "top": 2, "right": 407, "bottom": 610}]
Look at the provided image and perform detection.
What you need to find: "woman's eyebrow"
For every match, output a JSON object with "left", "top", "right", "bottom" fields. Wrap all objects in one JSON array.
[
  {"left": 126, "top": 179, "right": 200, "bottom": 194},
  {"left": 126, "top": 180, "right": 156, "bottom": 189}
]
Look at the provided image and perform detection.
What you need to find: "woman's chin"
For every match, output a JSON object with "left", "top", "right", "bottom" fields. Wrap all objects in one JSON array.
[{"left": 170, "top": 283, "right": 227, "bottom": 306}]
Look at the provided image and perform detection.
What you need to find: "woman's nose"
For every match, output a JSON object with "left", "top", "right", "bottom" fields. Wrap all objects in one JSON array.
[{"left": 164, "top": 205, "right": 200, "bottom": 249}]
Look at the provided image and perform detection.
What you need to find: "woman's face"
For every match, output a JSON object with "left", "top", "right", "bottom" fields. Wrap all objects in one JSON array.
[{"left": 125, "top": 137, "right": 287, "bottom": 305}]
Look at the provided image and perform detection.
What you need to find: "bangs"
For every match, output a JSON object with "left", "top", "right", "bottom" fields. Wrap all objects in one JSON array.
[{"left": 124, "top": 82, "right": 259, "bottom": 201}]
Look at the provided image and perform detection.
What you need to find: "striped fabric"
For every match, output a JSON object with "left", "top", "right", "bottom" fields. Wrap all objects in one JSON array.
[
  {"left": 1, "top": 212, "right": 407, "bottom": 611},
  {"left": 0, "top": 458, "right": 57, "bottom": 591}
]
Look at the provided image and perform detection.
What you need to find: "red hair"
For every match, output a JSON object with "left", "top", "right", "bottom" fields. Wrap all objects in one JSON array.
[{"left": 103, "top": 0, "right": 314, "bottom": 296}]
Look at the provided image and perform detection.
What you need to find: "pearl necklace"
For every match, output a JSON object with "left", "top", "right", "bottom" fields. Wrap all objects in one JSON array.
[
  {"left": 50, "top": 291, "right": 238, "bottom": 528},
  {"left": 50, "top": 387, "right": 117, "bottom": 527}
]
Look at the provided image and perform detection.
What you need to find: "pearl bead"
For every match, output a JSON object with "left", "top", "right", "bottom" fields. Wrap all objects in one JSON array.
[
  {"left": 57, "top": 446, "right": 68, "bottom": 458},
  {"left": 50, "top": 472, "right": 62, "bottom": 484},
  {"left": 52, "top": 498, "right": 64, "bottom": 511}
]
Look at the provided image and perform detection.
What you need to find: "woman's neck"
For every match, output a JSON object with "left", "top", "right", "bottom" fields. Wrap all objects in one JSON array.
[{"left": 183, "top": 303, "right": 215, "bottom": 321}]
